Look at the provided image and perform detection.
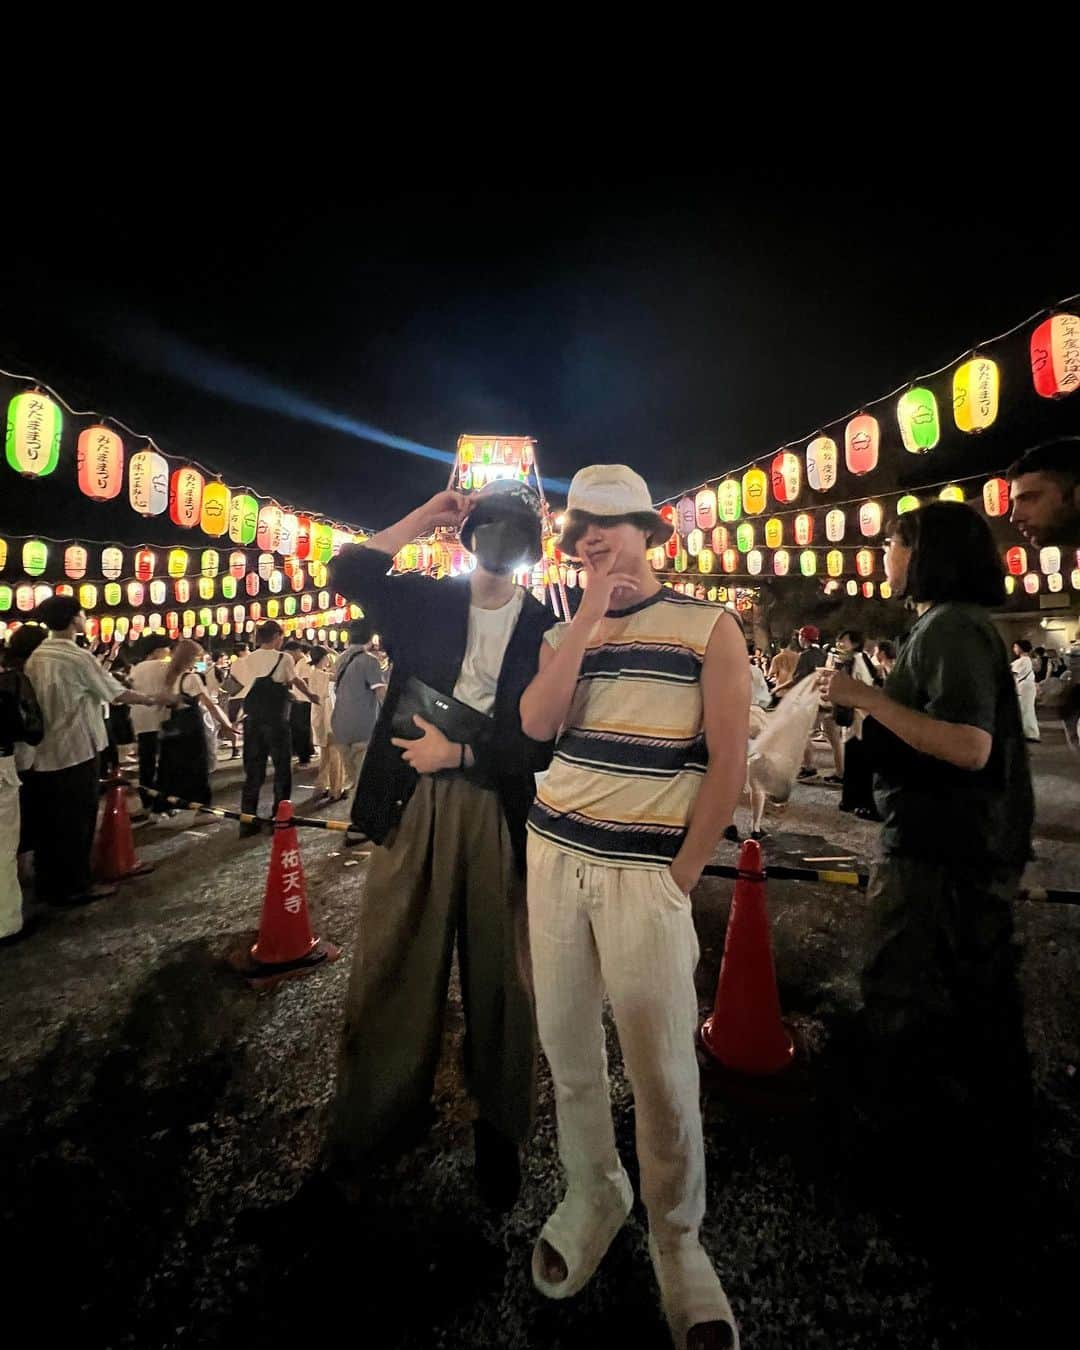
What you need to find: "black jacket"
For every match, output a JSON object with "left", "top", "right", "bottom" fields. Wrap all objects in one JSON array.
[{"left": 328, "top": 546, "right": 557, "bottom": 874}]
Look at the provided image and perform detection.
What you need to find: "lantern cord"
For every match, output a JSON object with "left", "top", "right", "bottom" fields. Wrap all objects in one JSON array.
[{"left": 652, "top": 290, "right": 1080, "bottom": 507}]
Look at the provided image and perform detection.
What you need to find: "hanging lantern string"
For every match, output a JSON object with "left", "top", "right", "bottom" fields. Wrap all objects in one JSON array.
[
  {"left": 652, "top": 291, "right": 1080, "bottom": 508},
  {"left": 0, "top": 363, "right": 373, "bottom": 536},
  {"left": 0, "top": 529, "right": 340, "bottom": 553}
]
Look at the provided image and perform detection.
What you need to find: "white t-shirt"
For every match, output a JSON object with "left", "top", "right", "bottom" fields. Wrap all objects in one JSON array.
[
  {"left": 129, "top": 658, "right": 172, "bottom": 734},
  {"left": 291, "top": 655, "right": 313, "bottom": 703},
  {"left": 231, "top": 648, "right": 296, "bottom": 699},
  {"left": 452, "top": 590, "right": 524, "bottom": 715}
]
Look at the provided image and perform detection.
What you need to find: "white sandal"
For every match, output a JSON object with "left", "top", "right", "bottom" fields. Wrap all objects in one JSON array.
[
  {"left": 531, "top": 1169, "right": 634, "bottom": 1300},
  {"left": 648, "top": 1234, "right": 740, "bottom": 1349}
]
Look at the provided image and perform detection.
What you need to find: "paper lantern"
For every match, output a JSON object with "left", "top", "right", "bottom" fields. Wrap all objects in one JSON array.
[
  {"left": 736, "top": 522, "right": 755, "bottom": 554},
  {"left": 1049, "top": 572, "right": 1064, "bottom": 593},
  {"left": 229, "top": 605, "right": 243, "bottom": 625},
  {"left": 741, "top": 469, "right": 768, "bottom": 516},
  {"left": 711, "top": 526, "right": 730, "bottom": 554},
  {"left": 717, "top": 480, "right": 741, "bottom": 523},
  {"left": 1031, "top": 313, "right": 1080, "bottom": 398},
  {"left": 676, "top": 495, "right": 696, "bottom": 536},
  {"left": 1040, "top": 546, "right": 1061, "bottom": 575},
  {"left": 278, "top": 512, "right": 298, "bottom": 555},
  {"left": 195, "top": 607, "right": 211, "bottom": 630},
  {"left": 149, "top": 579, "right": 167, "bottom": 606},
  {"left": 256, "top": 504, "right": 280, "bottom": 552},
  {"left": 77, "top": 425, "right": 123, "bottom": 500},
  {"left": 694, "top": 489, "right": 717, "bottom": 530},
  {"left": 861, "top": 582, "right": 875, "bottom": 599},
  {"left": 845, "top": 414, "right": 879, "bottom": 476},
  {"left": 764, "top": 518, "right": 783, "bottom": 549},
  {"left": 200, "top": 481, "right": 231, "bottom": 537},
  {"left": 104, "top": 582, "right": 122, "bottom": 606},
  {"left": 200, "top": 549, "right": 220, "bottom": 578},
  {"left": 896, "top": 495, "right": 920, "bottom": 515},
  {"left": 721, "top": 548, "right": 738, "bottom": 574},
  {"left": 313, "top": 522, "right": 333, "bottom": 564},
  {"left": 953, "top": 357, "right": 999, "bottom": 432},
  {"left": 1072, "top": 570, "right": 1080, "bottom": 590},
  {"left": 846, "top": 579, "right": 858, "bottom": 597},
  {"left": 229, "top": 493, "right": 258, "bottom": 545},
  {"left": 858, "top": 501, "right": 882, "bottom": 537},
  {"left": 938, "top": 484, "right": 965, "bottom": 503},
  {"left": 698, "top": 548, "right": 715, "bottom": 574},
  {"left": 0, "top": 585, "right": 11, "bottom": 612},
  {"left": 856, "top": 548, "right": 875, "bottom": 577},
  {"left": 102, "top": 546, "right": 124, "bottom": 580},
  {"left": 129, "top": 449, "right": 169, "bottom": 516},
  {"left": 1005, "top": 546, "right": 1027, "bottom": 575},
  {"left": 773, "top": 549, "right": 790, "bottom": 577},
  {"left": 269, "top": 570, "right": 284, "bottom": 594},
  {"left": 99, "top": 615, "right": 114, "bottom": 643},
  {"left": 794, "top": 513, "right": 814, "bottom": 546},
  {"left": 982, "top": 478, "right": 1009, "bottom": 517},
  {"left": 648, "top": 547, "right": 665, "bottom": 571},
  {"left": 15, "top": 584, "right": 35, "bottom": 612},
  {"left": 149, "top": 613, "right": 162, "bottom": 630},
  {"left": 64, "top": 544, "right": 88, "bottom": 580},
  {"left": 746, "top": 549, "right": 763, "bottom": 576},
  {"left": 53, "top": 584, "right": 72, "bottom": 598},
  {"left": 178, "top": 609, "right": 195, "bottom": 631},
  {"left": 221, "top": 576, "right": 237, "bottom": 600},
  {"left": 799, "top": 549, "right": 817, "bottom": 577},
  {"left": 686, "top": 528, "right": 704, "bottom": 557},
  {"left": 771, "top": 451, "right": 801, "bottom": 504},
  {"left": 197, "top": 576, "right": 214, "bottom": 600},
  {"left": 284, "top": 595, "right": 297, "bottom": 616},
  {"left": 169, "top": 466, "right": 205, "bottom": 528},
  {"left": 164, "top": 611, "right": 178, "bottom": 632},
  {"left": 0, "top": 538, "right": 5, "bottom": 569},
  {"left": 127, "top": 581, "right": 145, "bottom": 607},
  {"left": 22, "top": 540, "right": 47, "bottom": 577},
  {"left": 167, "top": 548, "right": 188, "bottom": 578},
  {"left": 310, "top": 561, "right": 328, "bottom": 587},
  {"left": 880, "top": 582, "right": 892, "bottom": 599},
  {"left": 1004, "top": 576, "right": 1016, "bottom": 596},
  {"left": 897, "top": 387, "right": 940, "bottom": 453},
  {"left": 674, "top": 549, "right": 688, "bottom": 573},
  {"left": 6, "top": 391, "right": 62, "bottom": 477},
  {"left": 825, "top": 509, "right": 846, "bottom": 543},
  {"left": 245, "top": 572, "right": 260, "bottom": 597},
  {"left": 78, "top": 583, "right": 97, "bottom": 609},
  {"left": 174, "top": 578, "right": 191, "bottom": 604},
  {"left": 290, "top": 568, "right": 304, "bottom": 592},
  {"left": 806, "top": 436, "right": 838, "bottom": 492},
  {"left": 301, "top": 593, "right": 313, "bottom": 613},
  {"left": 1023, "top": 573, "right": 1040, "bottom": 595},
  {"left": 134, "top": 548, "right": 154, "bottom": 581},
  {"left": 257, "top": 552, "right": 275, "bottom": 581},
  {"left": 295, "top": 515, "right": 312, "bottom": 560},
  {"left": 130, "top": 614, "right": 146, "bottom": 636},
  {"left": 826, "top": 549, "right": 844, "bottom": 578}
]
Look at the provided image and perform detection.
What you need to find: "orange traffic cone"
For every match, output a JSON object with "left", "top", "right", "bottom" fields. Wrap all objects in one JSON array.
[
  {"left": 227, "top": 801, "right": 340, "bottom": 989},
  {"left": 700, "top": 838, "right": 795, "bottom": 1076},
  {"left": 93, "top": 777, "right": 154, "bottom": 883}
]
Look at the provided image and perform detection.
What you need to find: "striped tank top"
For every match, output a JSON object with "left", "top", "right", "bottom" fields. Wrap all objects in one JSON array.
[{"left": 527, "top": 588, "right": 729, "bottom": 869}]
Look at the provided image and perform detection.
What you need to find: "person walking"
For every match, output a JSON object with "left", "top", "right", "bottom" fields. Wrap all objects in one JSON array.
[
  {"left": 823, "top": 501, "right": 1033, "bottom": 1244},
  {"left": 308, "top": 648, "right": 347, "bottom": 801},
  {"left": 520, "top": 465, "right": 747, "bottom": 1350},
  {"left": 230, "top": 622, "right": 319, "bottom": 836},
  {"left": 156, "top": 640, "right": 238, "bottom": 807},
  {"left": 128, "top": 635, "right": 173, "bottom": 816},
  {"left": 326, "top": 480, "right": 554, "bottom": 1210},
  {"left": 24, "top": 598, "right": 178, "bottom": 907},
  {"left": 284, "top": 640, "right": 316, "bottom": 766},
  {"left": 329, "top": 619, "right": 387, "bottom": 803},
  {"left": 1011, "top": 639, "right": 1041, "bottom": 743}
]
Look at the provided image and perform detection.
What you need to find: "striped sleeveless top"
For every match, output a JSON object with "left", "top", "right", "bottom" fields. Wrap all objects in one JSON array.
[{"left": 527, "top": 588, "right": 729, "bottom": 869}]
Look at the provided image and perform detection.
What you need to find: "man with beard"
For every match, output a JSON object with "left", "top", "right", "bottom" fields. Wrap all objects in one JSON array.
[{"left": 326, "top": 480, "right": 555, "bottom": 1209}]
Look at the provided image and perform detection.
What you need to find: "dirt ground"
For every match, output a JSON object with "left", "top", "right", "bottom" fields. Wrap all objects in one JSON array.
[{"left": 1, "top": 727, "right": 1078, "bottom": 1349}]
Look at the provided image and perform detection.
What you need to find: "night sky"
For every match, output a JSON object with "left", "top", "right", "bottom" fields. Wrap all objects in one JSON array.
[{"left": 1, "top": 177, "right": 1077, "bottom": 545}]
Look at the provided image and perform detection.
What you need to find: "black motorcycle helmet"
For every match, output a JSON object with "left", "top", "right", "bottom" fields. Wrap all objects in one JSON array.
[{"left": 460, "top": 480, "right": 544, "bottom": 573}]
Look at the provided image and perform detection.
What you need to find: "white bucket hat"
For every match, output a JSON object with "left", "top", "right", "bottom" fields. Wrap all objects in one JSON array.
[{"left": 555, "top": 464, "right": 673, "bottom": 559}]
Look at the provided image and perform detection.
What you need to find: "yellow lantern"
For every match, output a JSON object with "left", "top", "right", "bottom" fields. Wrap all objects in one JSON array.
[
  {"left": 198, "top": 576, "right": 214, "bottom": 601},
  {"left": 880, "top": 581, "right": 892, "bottom": 599},
  {"left": 0, "top": 538, "right": 6, "bottom": 570},
  {"left": 741, "top": 468, "right": 768, "bottom": 516},
  {"left": 1072, "top": 570, "right": 1080, "bottom": 590},
  {"left": 182, "top": 609, "right": 196, "bottom": 630},
  {"left": 79, "top": 583, "right": 97, "bottom": 609},
  {"left": 806, "top": 435, "right": 838, "bottom": 492},
  {"left": 717, "top": 480, "right": 741, "bottom": 523},
  {"left": 649, "top": 547, "right": 666, "bottom": 571},
  {"left": 826, "top": 549, "right": 844, "bottom": 577},
  {"left": 764, "top": 517, "right": 783, "bottom": 549},
  {"left": 953, "top": 356, "right": 999, "bottom": 432},
  {"left": 100, "top": 615, "right": 114, "bottom": 643},
  {"left": 939, "top": 484, "right": 965, "bottom": 503},
  {"left": 825, "top": 509, "right": 845, "bottom": 542},
  {"left": 1004, "top": 576, "right": 1016, "bottom": 595},
  {"left": 168, "top": 548, "right": 188, "bottom": 578},
  {"left": 200, "top": 481, "right": 231, "bottom": 537},
  {"left": 698, "top": 547, "right": 715, "bottom": 574},
  {"left": 267, "top": 599, "right": 280, "bottom": 619}
]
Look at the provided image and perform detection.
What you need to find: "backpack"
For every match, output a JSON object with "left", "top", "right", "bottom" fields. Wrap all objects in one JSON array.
[
  {"left": 0, "top": 669, "right": 44, "bottom": 747},
  {"left": 244, "top": 654, "right": 290, "bottom": 722}
]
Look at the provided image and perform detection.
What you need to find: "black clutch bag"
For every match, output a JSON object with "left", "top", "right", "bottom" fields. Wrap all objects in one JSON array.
[{"left": 390, "top": 675, "right": 495, "bottom": 749}]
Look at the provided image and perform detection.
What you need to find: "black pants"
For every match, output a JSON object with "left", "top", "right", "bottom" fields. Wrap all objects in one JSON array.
[
  {"left": 840, "top": 734, "right": 876, "bottom": 813},
  {"left": 241, "top": 718, "right": 292, "bottom": 817},
  {"left": 290, "top": 702, "right": 314, "bottom": 763},
  {"left": 32, "top": 757, "right": 99, "bottom": 902},
  {"left": 137, "top": 731, "right": 160, "bottom": 811}
]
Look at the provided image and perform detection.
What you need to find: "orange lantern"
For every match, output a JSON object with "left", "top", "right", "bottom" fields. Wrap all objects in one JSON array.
[
  {"left": 741, "top": 468, "right": 768, "bottom": 516},
  {"left": 770, "top": 451, "right": 801, "bottom": 504},
  {"left": 861, "top": 582, "right": 875, "bottom": 599},
  {"left": 165, "top": 611, "right": 179, "bottom": 632},
  {"left": 294, "top": 515, "right": 313, "bottom": 560},
  {"left": 200, "top": 480, "right": 231, "bottom": 537},
  {"left": 129, "top": 449, "right": 169, "bottom": 516},
  {"left": 249, "top": 602, "right": 262, "bottom": 622},
  {"left": 1005, "top": 546, "right": 1027, "bottom": 576},
  {"left": 983, "top": 478, "right": 1009, "bottom": 517},
  {"left": 825, "top": 509, "right": 845, "bottom": 542},
  {"left": 794, "top": 512, "right": 814, "bottom": 546},
  {"left": 1031, "top": 313, "right": 1080, "bottom": 398},
  {"left": 953, "top": 356, "right": 999, "bottom": 432},
  {"left": 64, "top": 544, "right": 88, "bottom": 580},
  {"left": 169, "top": 466, "right": 205, "bottom": 528},
  {"left": 845, "top": 414, "right": 879, "bottom": 475},
  {"left": 764, "top": 517, "right": 783, "bottom": 549},
  {"left": 806, "top": 435, "right": 838, "bottom": 492},
  {"left": 76, "top": 425, "right": 123, "bottom": 501},
  {"left": 856, "top": 548, "right": 875, "bottom": 577}
]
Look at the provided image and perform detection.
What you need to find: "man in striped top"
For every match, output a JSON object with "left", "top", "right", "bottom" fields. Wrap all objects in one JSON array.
[{"left": 521, "top": 465, "right": 748, "bottom": 1350}]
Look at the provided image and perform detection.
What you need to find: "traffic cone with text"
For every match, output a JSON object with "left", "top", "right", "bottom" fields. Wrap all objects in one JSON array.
[
  {"left": 700, "top": 838, "right": 795, "bottom": 1076},
  {"left": 227, "top": 800, "right": 340, "bottom": 989},
  {"left": 93, "top": 777, "right": 154, "bottom": 882}
]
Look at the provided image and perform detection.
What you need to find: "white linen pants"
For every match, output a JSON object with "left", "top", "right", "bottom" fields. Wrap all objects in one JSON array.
[
  {"left": 527, "top": 835, "right": 706, "bottom": 1248},
  {"left": 1, "top": 756, "right": 23, "bottom": 939}
]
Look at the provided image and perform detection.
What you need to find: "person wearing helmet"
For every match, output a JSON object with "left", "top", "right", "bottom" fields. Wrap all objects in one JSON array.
[{"left": 325, "top": 480, "right": 556, "bottom": 1209}]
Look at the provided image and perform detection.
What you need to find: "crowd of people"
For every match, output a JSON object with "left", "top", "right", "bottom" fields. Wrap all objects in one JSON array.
[{"left": 4, "top": 437, "right": 1080, "bottom": 1347}]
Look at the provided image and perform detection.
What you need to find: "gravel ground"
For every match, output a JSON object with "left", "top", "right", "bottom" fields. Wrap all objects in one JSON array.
[{"left": 1, "top": 726, "right": 1078, "bottom": 1349}]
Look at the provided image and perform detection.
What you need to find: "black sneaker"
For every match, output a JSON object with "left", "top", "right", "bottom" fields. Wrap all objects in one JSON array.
[
  {"left": 473, "top": 1119, "right": 521, "bottom": 1212},
  {"left": 797, "top": 767, "right": 818, "bottom": 780},
  {"left": 723, "top": 824, "right": 740, "bottom": 843}
]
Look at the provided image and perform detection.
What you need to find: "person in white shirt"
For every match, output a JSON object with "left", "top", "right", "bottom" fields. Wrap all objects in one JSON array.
[
  {"left": 129, "top": 635, "right": 173, "bottom": 814},
  {"left": 24, "top": 599, "right": 179, "bottom": 907},
  {"left": 284, "top": 640, "right": 316, "bottom": 766},
  {"left": 231, "top": 621, "right": 319, "bottom": 837},
  {"left": 1011, "top": 640, "right": 1041, "bottom": 742},
  {"left": 307, "top": 647, "right": 347, "bottom": 800}
]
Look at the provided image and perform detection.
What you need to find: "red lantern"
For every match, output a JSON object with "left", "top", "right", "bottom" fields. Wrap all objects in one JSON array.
[
  {"left": 295, "top": 515, "right": 312, "bottom": 560},
  {"left": 165, "top": 611, "right": 179, "bottom": 632},
  {"left": 845, "top": 414, "right": 879, "bottom": 476},
  {"left": 76, "top": 425, "right": 124, "bottom": 501},
  {"left": 1005, "top": 546, "right": 1027, "bottom": 576},
  {"left": 770, "top": 452, "right": 801, "bottom": 504},
  {"left": 1031, "top": 313, "right": 1080, "bottom": 399},
  {"left": 135, "top": 548, "right": 155, "bottom": 581},
  {"left": 246, "top": 572, "right": 260, "bottom": 597},
  {"left": 982, "top": 478, "right": 1010, "bottom": 517},
  {"left": 174, "top": 578, "right": 191, "bottom": 604},
  {"left": 169, "top": 466, "right": 205, "bottom": 528}
]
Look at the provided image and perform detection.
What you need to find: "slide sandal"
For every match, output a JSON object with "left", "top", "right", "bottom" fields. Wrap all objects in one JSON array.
[
  {"left": 531, "top": 1169, "right": 634, "bottom": 1300},
  {"left": 649, "top": 1234, "right": 740, "bottom": 1349}
]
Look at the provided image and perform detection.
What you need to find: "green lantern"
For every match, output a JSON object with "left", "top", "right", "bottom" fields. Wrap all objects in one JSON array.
[
  {"left": 800, "top": 549, "right": 817, "bottom": 577},
  {"left": 22, "top": 539, "right": 48, "bottom": 577},
  {"left": 199, "top": 607, "right": 213, "bottom": 628},
  {"left": 735, "top": 522, "right": 755, "bottom": 554},
  {"left": 897, "top": 494, "right": 921, "bottom": 515},
  {"left": 221, "top": 575, "right": 237, "bottom": 600},
  {"left": 6, "top": 391, "right": 63, "bottom": 477},
  {"left": 228, "top": 492, "right": 258, "bottom": 546},
  {"left": 313, "top": 521, "right": 333, "bottom": 564},
  {"left": 0, "top": 585, "right": 12, "bottom": 611},
  {"left": 897, "top": 387, "right": 940, "bottom": 454},
  {"left": 284, "top": 595, "right": 297, "bottom": 615},
  {"left": 104, "top": 582, "right": 122, "bottom": 606}
]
